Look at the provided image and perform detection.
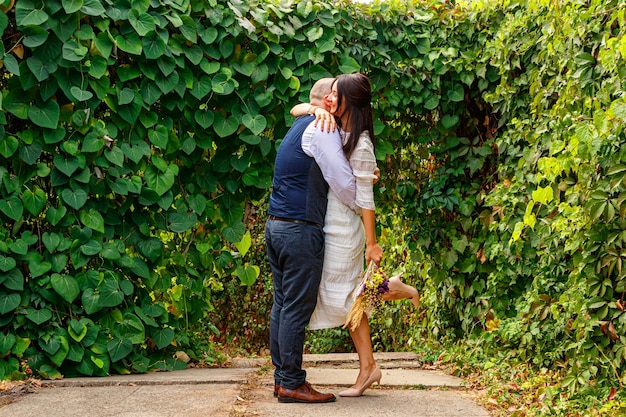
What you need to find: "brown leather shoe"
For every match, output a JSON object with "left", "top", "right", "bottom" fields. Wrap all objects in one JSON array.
[{"left": 277, "top": 381, "right": 336, "bottom": 403}]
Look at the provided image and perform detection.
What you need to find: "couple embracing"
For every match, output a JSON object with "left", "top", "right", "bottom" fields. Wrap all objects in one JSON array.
[{"left": 265, "top": 73, "right": 420, "bottom": 403}]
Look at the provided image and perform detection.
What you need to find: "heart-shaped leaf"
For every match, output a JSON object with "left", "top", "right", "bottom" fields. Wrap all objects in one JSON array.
[
  {"left": 28, "top": 99, "right": 59, "bottom": 129},
  {"left": 144, "top": 165, "right": 176, "bottom": 196},
  {"left": 0, "top": 332, "right": 16, "bottom": 356},
  {"left": 195, "top": 243, "right": 211, "bottom": 254},
  {"left": 80, "top": 239, "right": 102, "bottom": 256},
  {"left": 190, "top": 76, "right": 212, "bottom": 99},
  {"left": 107, "top": 338, "right": 133, "bottom": 362},
  {"left": 0, "top": 255, "right": 16, "bottom": 272},
  {"left": 61, "top": 188, "right": 88, "bottom": 210},
  {"left": 148, "top": 125, "right": 169, "bottom": 149},
  {"left": 25, "top": 307, "right": 52, "bottom": 325},
  {"left": 213, "top": 113, "right": 239, "bottom": 138},
  {"left": 447, "top": 84, "right": 465, "bottom": 102},
  {"left": 81, "top": 288, "right": 102, "bottom": 314},
  {"left": 15, "top": 4, "right": 49, "bottom": 26},
  {"left": 0, "top": 293, "right": 20, "bottom": 314},
  {"left": 150, "top": 327, "right": 174, "bottom": 350},
  {"left": 79, "top": 209, "right": 105, "bottom": 233},
  {"left": 51, "top": 273, "right": 80, "bottom": 303},
  {"left": 29, "top": 259, "right": 52, "bottom": 278},
  {"left": 0, "top": 135, "right": 18, "bottom": 158},
  {"left": 115, "top": 33, "right": 142, "bottom": 55},
  {"left": 1, "top": 269, "right": 24, "bottom": 291},
  {"left": 49, "top": 335, "right": 69, "bottom": 366},
  {"left": 128, "top": 10, "right": 155, "bottom": 36},
  {"left": 68, "top": 319, "right": 88, "bottom": 342},
  {"left": 47, "top": 206, "right": 67, "bottom": 226},
  {"left": 242, "top": 114, "right": 267, "bottom": 135},
  {"left": 22, "top": 188, "right": 47, "bottom": 216},
  {"left": 62, "top": 0, "right": 83, "bottom": 14},
  {"left": 98, "top": 280, "right": 124, "bottom": 308},
  {"left": 235, "top": 264, "right": 260, "bottom": 286},
  {"left": 142, "top": 31, "right": 167, "bottom": 60},
  {"left": 155, "top": 70, "right": 179, "bottom": 94},
  {"left": 0, "top": 196, "right": 24, "bottom": 220},
  {"left": 194, "top": 110, "right": 214, "bottom": 129},
  {"left": 168, "top": 212, "right": 196, "bottom": 233},
  {"left": 116, "top": 313, "right": 145, "bottom": 344},
  {"left": 54, "top": 155, "right": 79, "bottom": 177}
]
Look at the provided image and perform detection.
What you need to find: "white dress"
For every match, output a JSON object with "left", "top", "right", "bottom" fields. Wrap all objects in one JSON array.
[{"left": 309, "top": 131, "right": 378, "bottom": 330}]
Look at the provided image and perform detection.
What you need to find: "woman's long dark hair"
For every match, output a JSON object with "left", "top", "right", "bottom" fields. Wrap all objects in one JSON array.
[{"left": 333, "top": 73, "right": 375, "bottom": 159}]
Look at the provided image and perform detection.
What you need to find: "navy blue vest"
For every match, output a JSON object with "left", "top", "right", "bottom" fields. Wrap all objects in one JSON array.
[{"left": 268, "top": 116, "right": 329, "bottom": 225}]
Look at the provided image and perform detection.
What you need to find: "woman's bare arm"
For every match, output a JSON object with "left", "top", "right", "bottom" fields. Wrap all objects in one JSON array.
[{"left": 289, "top": 102, "right": 336, "bottom": 132}]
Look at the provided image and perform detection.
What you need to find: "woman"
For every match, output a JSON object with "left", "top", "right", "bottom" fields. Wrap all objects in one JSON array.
[{"left": 292, "top": 73, "right": 419, "bottom": 397}]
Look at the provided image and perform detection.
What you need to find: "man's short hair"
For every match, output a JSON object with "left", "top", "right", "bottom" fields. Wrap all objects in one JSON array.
[{"left": 309, "top": 78, "right": 335, "bottom": 104}]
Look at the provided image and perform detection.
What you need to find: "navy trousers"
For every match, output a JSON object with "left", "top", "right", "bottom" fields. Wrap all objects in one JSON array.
[{"left": 265, "top": 219, "right": 325, "bottom": 389}]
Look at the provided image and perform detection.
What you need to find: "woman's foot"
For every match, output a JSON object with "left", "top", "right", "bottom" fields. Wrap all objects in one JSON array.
[
  {"left": 383, "top": 274, "right": 420, "bottom": 309},
  {"left": 339, "top": 366, "right": 382, "bottom": 397}
]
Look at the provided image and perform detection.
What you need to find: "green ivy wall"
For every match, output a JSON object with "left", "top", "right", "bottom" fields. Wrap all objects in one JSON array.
[{"left": 0, "top": 0, "right": 625, "bottom": 406}]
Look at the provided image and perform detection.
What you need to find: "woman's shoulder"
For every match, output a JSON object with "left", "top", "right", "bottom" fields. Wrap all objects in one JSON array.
[{"left": 357, "top": 130, "right": 374, "bottom": 149}]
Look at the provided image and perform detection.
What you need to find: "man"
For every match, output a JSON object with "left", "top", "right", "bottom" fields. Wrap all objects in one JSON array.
[{"left": 265, "top": 78, "right": 356, "bottom": 403}]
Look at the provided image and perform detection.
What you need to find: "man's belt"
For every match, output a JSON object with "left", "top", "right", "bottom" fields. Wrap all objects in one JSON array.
[{"left": 268, "top": 215, "right": 322, "bottom": 228}]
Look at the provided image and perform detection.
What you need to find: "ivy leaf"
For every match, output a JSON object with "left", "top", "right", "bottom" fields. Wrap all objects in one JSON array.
[
  {"left": 0, "top": 293, "right": 20, "bottom": 314},
  {"left": 105, "top": 146, "right": 125, "bottom": 167},
  {"left": 54, "top": 155, "right": 79, "bottom": 177},
  {"left": 155, "top": 70, "right": 179, "bottom": 94},
  {"left": 128, "top": 10, "right": 155, "bottom": 36},
  {"left": 62, "top": 0, "right": 84, "bottom": 14},
  {"left": 80, "top": 0, "right": 106, "bottom": 16},
  {"left": 135, "top": 238, "right": 163, "bottom": 263},
  {"left": 116, "top": 33, "right": 142, "bottom": 55},
  {"left": 0, "top": 255, "right": 16, "bottom": 273},
  {"left": 80, "top": 209, "right": 105, "bottom": 233},
  {"left": 148, "top": 125, "right": 169, "bottom": 149},
  {"left": 194, "top": 110, "right": 214, "bottom": 129},
  {"left": 441, "top": 114, "right": 460, "bottom": 130},
  {"left": 21, "top": 188, "right": 46, "bottom": 216},
  {"left": 222, "top": 222, "right": 245, "bottom": 243},
  {"left": 42, "top": 232, "right": 62, "bottom": 253},
  {"left": 150, "top": 327, "right": 174, "bottom": 349},
  {"left": 28, "top": 100, "right": 59, "bottom": 129},
  {"left": 242, "top": 114, "right": 267, "bottom": 135},
  {"left": 47, "top": 206, "right": 67, "bottom": 226},
  {"left": 25, "top": 308, "right": 52, "bottom": 325},
  {"left": 68, "top": 319, "right": 88, "bottom": 343},
  {"left": 107, "top": 338, "right": 133, "bottom": 362},
  {"left": 61, "top": 188, "right": 88, "bottom": 210},
  {"left": 49, "top": 335, "right": 69, "bottom": 367},
  {"left": 15, "top": 2, "right": 49, "bottom": 26},
  {"left": 213, "top": 113, "right": 239, "bottom": 138},
  {"left": 0, "top": 135, "right": 18, "bottom": 158},
  {"left": 116, "top": 313, "right": 145, "bottom": 344},
  {"left": 168, "top": 212, "right": 196, "bottom": 233},
  {"left": 81, "top": 289, "right": 102, "bottom": 314},
  {"left": 0, "top": 332, "right": 16, "bottom": 356},
  {"left": 26, "top": 57, "right": 52, "bottom": 81},
  {"left": 29, "top": 259, "right": 51, "bottom": 278},
  {"left": 190, "top": 76, "right": 212, "bottom": 99},
  {"left": 0, "top": 196, "right": 24, "bottom": 220},
  {"left": 144, "top": 165, "right": 176, "bottom": 196},
  {"left": 338, "top": 56, "right": 360, "bottom": 74},
  {"left": 235, "top": 264, "right": 259, "bottom": 286},
  {"left": 447, "top": 84, "right": 465, "bottom": 102}
]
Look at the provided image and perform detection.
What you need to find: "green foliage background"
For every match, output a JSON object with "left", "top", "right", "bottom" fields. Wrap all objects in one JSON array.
[{"left": 1, "top": 0, "right": 626, "bottom": 412}]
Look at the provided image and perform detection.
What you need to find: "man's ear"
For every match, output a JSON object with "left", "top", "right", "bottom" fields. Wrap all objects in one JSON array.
[{"left": 322, "top": 94, "right": 332, "bottom": 110}]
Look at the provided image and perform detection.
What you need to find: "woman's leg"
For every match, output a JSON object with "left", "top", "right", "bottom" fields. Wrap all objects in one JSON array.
[
  {"left": 382, "top": 274, "right": 420, "bottom": 308},
  {"left": 339, "top": 315, "right": 382, "bottom": 396}
]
